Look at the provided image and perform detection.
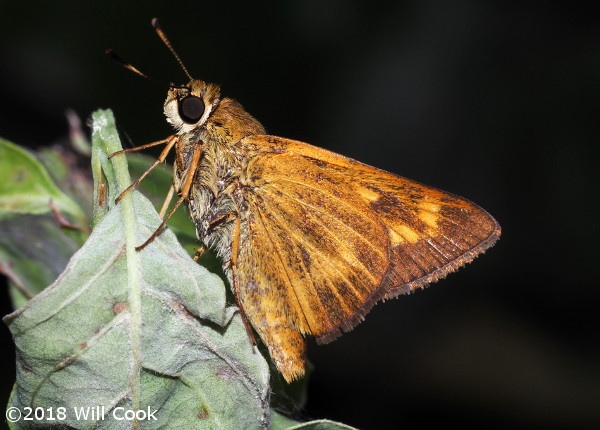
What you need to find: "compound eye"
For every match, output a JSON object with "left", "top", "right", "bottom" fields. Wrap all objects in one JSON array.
[{"left": 178, "top": 96, "right": 205, "bottom": 124}]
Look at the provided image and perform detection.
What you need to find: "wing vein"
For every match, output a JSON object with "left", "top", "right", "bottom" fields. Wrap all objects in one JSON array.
[
  {"left": 253, "top": 204, "right": 312, "bottom": 328},
  {"left": 260, "top": 189, "right": 381, "bottom": 287},
  {"left": 258, "top": 197, "right": 370, "bottom": 307},
  {"left": 265, "top": 182, "right": 388, "bottom": 262}
]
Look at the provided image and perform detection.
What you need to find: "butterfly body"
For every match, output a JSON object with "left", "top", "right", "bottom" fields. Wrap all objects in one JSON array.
[
  {"left": 169, "top": 80, "right": 261, "bottom": 258},
  {"left": 163, "top": 79, "right": 501, "bottom": 382}
]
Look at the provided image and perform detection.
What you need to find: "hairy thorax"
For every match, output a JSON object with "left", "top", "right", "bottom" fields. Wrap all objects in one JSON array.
[{"left": 172, "top": 97, "right": 265, "bottom": 262}]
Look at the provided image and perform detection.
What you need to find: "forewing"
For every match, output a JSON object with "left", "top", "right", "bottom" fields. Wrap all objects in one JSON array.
[{"left": 234, "top": 136, "right": 500, "bottom": 379}]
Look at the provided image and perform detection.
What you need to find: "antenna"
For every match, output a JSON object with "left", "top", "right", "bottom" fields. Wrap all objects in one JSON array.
[
  {"left": 152, "top": 18, "right": 193, "bottom": 80},
  {"left": 105, "top": 49, "right": 169, "bottom": 87},
  {"left": 105, "top": 49, "right": 150, "bottom": 79}
]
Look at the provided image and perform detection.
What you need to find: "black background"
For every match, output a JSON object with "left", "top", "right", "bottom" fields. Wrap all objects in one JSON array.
[{"left": 1, "top": 1, "right": 599, "bottom": 429}]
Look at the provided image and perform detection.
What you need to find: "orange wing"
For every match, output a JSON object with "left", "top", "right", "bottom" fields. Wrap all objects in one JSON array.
[{"left": 233, "top": 136, "right": 500, "bottom": 381}]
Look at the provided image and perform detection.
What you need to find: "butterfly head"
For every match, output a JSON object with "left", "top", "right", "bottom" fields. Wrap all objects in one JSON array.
[{"left": 164, "top": 79, "right": 221, "bottom": 134}]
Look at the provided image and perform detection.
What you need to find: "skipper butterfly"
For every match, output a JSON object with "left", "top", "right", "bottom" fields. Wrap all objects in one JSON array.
[{"left": 108, "top": 19, "right": 501, "bottom": 382}]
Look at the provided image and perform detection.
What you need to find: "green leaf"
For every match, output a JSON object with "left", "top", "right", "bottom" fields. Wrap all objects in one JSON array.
[
  {"left": 0, "top": 139, "right": 89, "bottom": 307},
  {"left": 4, "top": 109, "right": 271, "bottom": 429},
  {"left": 0, "top": 213, "right": 83, "bottom": 308},
  {"left": 271, "top": 411, "right": 358, "bottom": 430},
  {"left": 90, "top": 110, "right": 121, "bottom": 226},
  {"left": 37, "top": 146, "right": 94, "bottom": 220},
  {"left": 271, "top": 410, "right": 301, "bottom": 429},
  {"left": 0, "top": 138, "right": 86, "bottom": 225}
]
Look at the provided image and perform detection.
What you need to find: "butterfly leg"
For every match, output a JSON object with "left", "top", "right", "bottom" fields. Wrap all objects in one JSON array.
[
  {"left": 108, "top": 136, "right": 173, "bottom": 158},
  {"left": 112, "top": 135, "right": 178, "bottom": 203},
  {"left": 158, "top": 184, "right": 176, "bottom": 218},
  {"left": 194, "top": 207, "right": 257, "bottom": 344},
  {"left": 135, "top": 142, "right": 201, "bottom": 251},
  {"left": 192, "top": 244, "right": 206, "bottom": 261}
]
